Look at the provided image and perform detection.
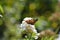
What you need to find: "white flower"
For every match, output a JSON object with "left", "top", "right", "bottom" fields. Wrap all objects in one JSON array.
[
  {"left": 29, "top": 25, "right": 37, "bottom": 33},
  {"left": 23, "top": 17, "right": 32, "bottom": 21},
  {"left": 0, "top": 15, "right": 3, "bottom": 17},
  {"left": 17, "top": 17, "right": 39, "bottom": 39},
  {"left": 25, "top": 35, "right": 27, "bottom": 38},
  {"left": 34, "top": 33, "right": 40, "bottom": 39}
]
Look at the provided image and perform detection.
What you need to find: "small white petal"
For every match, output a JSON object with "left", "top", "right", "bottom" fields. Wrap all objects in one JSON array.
[{"left": 0, "top": 15, "right": 3, "bottom": 17}]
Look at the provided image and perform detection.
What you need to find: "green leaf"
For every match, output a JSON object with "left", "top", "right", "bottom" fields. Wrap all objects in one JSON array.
[{"left": 0, "top": 5, "right": 4, "bottom": 14}]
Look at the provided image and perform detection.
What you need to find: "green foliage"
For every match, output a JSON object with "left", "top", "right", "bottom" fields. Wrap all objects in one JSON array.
[
  {"left": 0, "top": 0, "right": 59, "bottom": 40},
  {"left": 0, "top": 19, "right": 3, "bottom": 25},
  {"left": 0, "top": 5, "right": 4, "bottom": 14}
]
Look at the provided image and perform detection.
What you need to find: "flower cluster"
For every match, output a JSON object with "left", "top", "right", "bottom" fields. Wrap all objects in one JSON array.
[{"left": 17, "top": 17, "right": 39, "bottom": 39}]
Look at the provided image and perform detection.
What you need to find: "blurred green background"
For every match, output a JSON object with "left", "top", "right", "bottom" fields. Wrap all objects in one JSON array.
[{"left": 0, "top": 0, "right": 60, "bottom": 40}]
